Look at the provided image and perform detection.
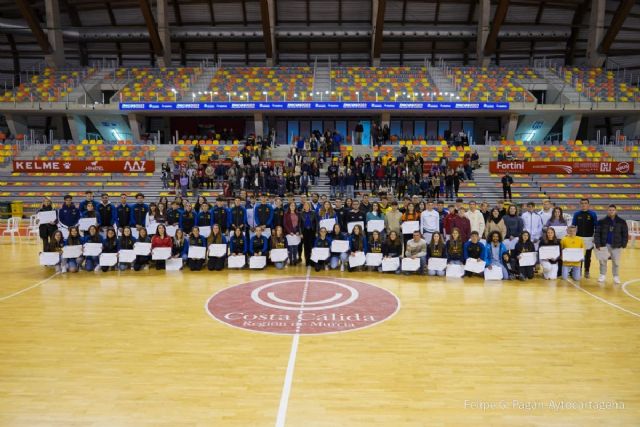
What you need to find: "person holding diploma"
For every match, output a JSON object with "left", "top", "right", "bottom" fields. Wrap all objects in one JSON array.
[
  {"left": 133, "top": 227, "right": 152, "bottom": 271},
  {"left": 187, "top": 226, "right": 207, "bottom": 271},
  {"left": 283, "top": 202, "right": 301, "bottom": 265},
  {"left": 329, "top": 223, "right": 350, "bottom": 271},
  {"left": 514, "top": 231, "right": 536, "bottom": 280},
  {"left": 594, "top": 205, "right": 628, "bottom": 285},
  {"left": 101, "top": 228, "right": 119, "bottom": 272},
  {"left": 249, "top": 227, "right": 269, "bottom": 270},
  {"left": 118, "top": 226, "right": 136, "bottom": 271},
  {"left": 229, "top": 227, "right": 248, "bottom": 260},
  {"left": 403, "top": 203, "right": 421, "bottom": 247},
  {"left": 151, "top": 224, "right": 172, "bottom": 270},
  {"left": 405, "top": 230, "right": 427, "bottom": 275},
  {"left": 382, "top": 231, "right": 403, "bottom": 274},
  {"left": 484, "top": 231, "right": 509, "bottom": 280},
  {"left": 58, "top": 194, "right": 81, "bottom": 232},
  {"left": 348, "top": 224, "right": 368, "bottom": 272},
  {"left": 365, "top": 203, "right": 384, "bottom": 234},
  {"left": 64, "top": 226, "right": 83, "bottom": 273},
  {"left": 46, "top": 230, "right": 65, "bottom": 273},
  {"left": 82, "top": 225, "right": 103, "bottom": 272},
  {"left": 38, "top": 197, "right": 58, "bottom": 251},
  {"left": 368, "top": 230, "right": 383, "bottom": 272},
  {"left": 206, "top": 224, "right": 228, "bottom": 271},
  {"left": 312, "top": 227, "right": 332, "bottom": 272},
  {"left": 171, "top": 229, "right": 189, "bottom": 267},
  {"left": 561, "top": 225, "right": 585, "bottom": 281},
  {"left": 463, "top": 231, "right": 485, "bottom": 277},
  {"left": 427, "top": 232, "right": 447, "bottom": 276},
  {"left": 270, "top": 226, "right": 288, "bottom": 269},
  {"left": 446, "top": 227, "right": 464, "bottom": 265},
  {"left": 503, "top": 205, "right": 523, "bottom": 250},
  {"left": 539, "top": 227, "right": 561, "bottom": 280},
  {"left": 318, "top": 201, "right": 337, "bottom": 223}
]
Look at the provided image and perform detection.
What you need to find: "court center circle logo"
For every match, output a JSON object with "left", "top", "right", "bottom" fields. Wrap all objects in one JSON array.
[{"left": 206, "top": 277, "right": 400, "bottom": 335}]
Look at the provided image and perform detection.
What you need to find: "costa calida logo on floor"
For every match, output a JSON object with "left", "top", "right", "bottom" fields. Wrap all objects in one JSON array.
[{"left": 206, "top": 277, "right": 400, "bottom": 335}]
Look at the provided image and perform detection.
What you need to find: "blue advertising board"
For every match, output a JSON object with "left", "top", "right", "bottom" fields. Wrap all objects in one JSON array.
[{"left": 119, "top": 101, "right": 510, "bottom": 111}]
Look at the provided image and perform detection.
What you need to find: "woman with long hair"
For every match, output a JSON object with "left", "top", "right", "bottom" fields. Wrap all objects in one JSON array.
[
  {"left": 401, "top": 203, "right": 420, "bottom": 248},
  {"left": 348, "top": 224, "right": 367, "bottom": 272},
  {"left": 329, "top": 223, "right": 349, "bottom": 271},
  {"left": 46, "top": 230, "right": 65, "bottom": 273},
  {"left": 151, "top": 224, "right": 172, "bottom": 270},
  {"left": 64, "top": 226, "right": 83, "bottom": 273},
  {"left": 82, "top": 225, "right": 103, "bottom": 272},
  {"left": 368, "top": 230, "right": 383, "bottom": 272},
  {"left": 539, "top": 226, "right": 561, "bottom": 280},
  {"left": 101, "top": 228, "right": 119, "bottom": 272},
  {"left": 514, "top": 230, "right": 536, "bottom": 280},
  {"left": 187, "top": 226, "right": 207, "bottom": 271},
  {"left": 38, "top": 196, "right": 58, "bottom": 251},
  {"left": 427, "top": 232, "right": 447, "bottom": 276},
  {"left": 312, "top": 227, "right": 332, "bottom": 272},
  {"left": 207, "top": 224, "right": 227, "bottom": 271},
  {"left": 270, "top": 225, "right": 287, "bottom": 270},
  {"left": 171, "top": 229, "right": 188, "bottom": 268},
  {"left": 283, "top": 201, "right": 301, "bottom": 265},
  {"left": 446, "top": 227, "right": 464, "bottom": 265},
  {"left": 485, "top": 207, "right": 507, "bottom": 240},
  {"left": 118, "top": 226, "right": 136, "bottom": 271}
]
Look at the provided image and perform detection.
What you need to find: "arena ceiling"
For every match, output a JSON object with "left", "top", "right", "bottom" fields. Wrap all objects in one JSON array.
[{"left": 0, "top": 0, "right": 638, "bottom": 82}]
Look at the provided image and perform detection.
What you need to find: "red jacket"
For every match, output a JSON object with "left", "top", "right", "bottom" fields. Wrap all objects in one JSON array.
[
  {"left": 151, "top": 235, "right": 172, "bottom": 248},
  {"left": 450, "top": 215, "right": 471, "bottom": 242},
  {"left": 283, "top": 212, "right": 301, "bottom": 235}
]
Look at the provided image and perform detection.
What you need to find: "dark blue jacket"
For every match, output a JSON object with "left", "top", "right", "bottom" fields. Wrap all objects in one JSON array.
[
  {"left": 116, "top": 203, "right": 132, "bottom": 227},
  {"left": 230, "top": 234, "right": 248, "bottom": 254},
  {"left": 97, "top": 202, "right": 116, "bottom": 227},
  {"left": 196, "top": 209, "right": 213, "bottom": 227},
  {"left": 250, "top": 235, "right": 269, "bottom": 255},
  {"left": 58, "top": 203, "right": 81, "bottom": 228},
  {"left": 130, "top": 203, "right": 149, "bottom": 227},
  {"left": 254, "top": 203, "right": 274, "bottom": 228}
]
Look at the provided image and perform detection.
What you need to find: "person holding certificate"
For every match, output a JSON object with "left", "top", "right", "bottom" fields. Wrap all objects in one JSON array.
[
  {"left": 561, "top": 225, "right": 585, "bottom": 281},
  {"left": 37, "top": 197, "right": 58, "bottom": 251},
  {"left": 463, "top": 231, "right": 485, "bottom": 277},
  {"left": 427, "top": 232, "right": 447, "bottom": 276},
  {"left": 403, "top": 203, "right": 421, "bottom": 247},
  {"left": 118, "top": 226, "right": 136, "bottom": 271},
  {"left": 405, "top": 230, "right": 427, "bottom": 275},
  {"left": 80, "top": 202, "right": 101, "bottom": 236},
  {"left": 64, "top": 226, "right": 83, "bottom": 273},
  {"left": 446, "top": 228, "right": 464, "bottom": 266},
  {"left": 382, "top": 231, "right": 403, "bottom": 274},
  {"left": 187, "top": 227, "right": 207, "bottom": 271},
  {"left": 270, "top": 226, "right": 288, "bottom": 270},
  {"left": 283, "top": 202, "right": 301, "bottom": 265},
  {"left": 82, "top": 225, "right": 104, "bottom": 272},
  {"left": 503, "top": 205, "right": 523, "bottom": 251},
  {"left": 484, "top": 231, "right": 509, "bottom": 280},
  {"left": 330, "top": 223, "right": 350, "bottom": 271},
  {"left": 207, "top": 224, "right": 228, "bottom": 271},
  {"left": 365, "top": 203, "right": 385, "bottom": 235},
  {"left": 151, "top": 225, "right": 172, "bottom": 270},
  {"left": 348, "top": 224, "right": 368, "bottom": 272},
  {"left": 367, "top": 230, "right": 384, "bottom": 271},
  {"left": 514, "top": 231, "right": 536, "bottom": 280},
  {"left": 539, "top": 227, "right": 561, "bottom": 280},
  {"left": 312, "top": 228, "right": 332, "bottom": 272},
  {"left": 249, "top": 228, "right": 269, "bottom": 270},
  {"left": 171, "top": 229, "right": 189, "bottom": 267},
  {"left": 229, "top": 227, "right": 248, "bottom": 260},
  {"left": 46, "top": 230, "right": 65, "bottom": 273},
  {"left": 133, "top": 228, "right": 152, "bottom": 271},
  {"left": 101, "top": 228, "right": 119, "bottom": 272}
]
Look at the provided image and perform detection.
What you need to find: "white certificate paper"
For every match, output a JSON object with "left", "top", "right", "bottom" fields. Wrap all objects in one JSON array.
[{"left": 331, "top": 240, "right": 350, "bottom": 253}]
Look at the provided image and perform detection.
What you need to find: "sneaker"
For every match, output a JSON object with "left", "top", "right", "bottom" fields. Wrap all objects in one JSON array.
[
  {"left": 340, "top": 264, "right": 345, "bottom": 272},
  {"left": 584, "top": 271, "right": 590, "bottom": 278},
  {"left": 598, "top": 275, "right": 606, "bottom": 283},
  {"left": 325, "top": 265, "right": 329, "bottom": 271},
  {"left": 613, "top": 276, "right": 621, "bottom": 285},
  {"left": 94, "top": 266, "right": 100, "bottom": 272},
  {"left": 61, "top": 266, "right": 67, "bottom": 273}
]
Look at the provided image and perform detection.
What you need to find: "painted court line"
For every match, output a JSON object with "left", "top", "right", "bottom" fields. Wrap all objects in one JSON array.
[
  {"left": 0, "top": 272, "right": 59, "bottom": 302},
  {"left": 568, "top": 278, "right": 640, "bottom": 319},
  {"left": 275, "top": 267, "right": 311, "bottom": 427},
  {"left": 622, "top": 279, "right": 640, "bottom": 303}
]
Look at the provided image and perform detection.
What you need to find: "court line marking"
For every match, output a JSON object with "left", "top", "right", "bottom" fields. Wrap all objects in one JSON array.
[
  {"left": 567, "top": 278, "right": 640, "bottom": 319},
  {"left": 0, "top": 272, "right": 59, "bottom": 302},
  {"left": 275, "top": 267, "right": 311, "bottom": 427},
  {"left": 621, "top": 279, "right": 640, "bottom": 303}
]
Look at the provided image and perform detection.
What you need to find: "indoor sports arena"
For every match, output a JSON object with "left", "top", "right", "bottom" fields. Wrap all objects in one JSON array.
[{"left": 0, "top": 0, "right": 639, "bottom": 425}]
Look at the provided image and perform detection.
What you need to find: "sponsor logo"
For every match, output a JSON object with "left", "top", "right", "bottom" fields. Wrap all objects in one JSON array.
[
  {"left": 123, "top": 161, "right": 148, "bottom": 172},
  {"left": 206, "top": 277, "right": 399, "bottom": 335},
  {"left": 495, "top": 161, "right": 525, "bottom": 170},
  {"left": 616, "top": 162, "right": 630, "bottom": 174}
]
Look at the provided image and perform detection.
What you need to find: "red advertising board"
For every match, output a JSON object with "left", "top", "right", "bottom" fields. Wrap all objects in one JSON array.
[
  {"left": 489, "top": 160, "right": 634, "bottom": 175},
  {"left": 13, "top": 160, "right": 156, "bottom": 173}
]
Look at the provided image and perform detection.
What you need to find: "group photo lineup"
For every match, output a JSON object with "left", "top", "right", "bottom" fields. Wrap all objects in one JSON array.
[{"left": 0, "top": 0, "right": 639, "bottom": 426}]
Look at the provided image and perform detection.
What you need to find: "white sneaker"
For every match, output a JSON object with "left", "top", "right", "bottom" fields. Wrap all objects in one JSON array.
[
  {"left": 598, "top": 275, "right": 606, "bottom": 283},
  {"left": 613, "top": 276, "right": 621, "bottom": 284},
  {"left": 94, "top": 266, "right": 101, "bottom": 272},
  {"left": 61, "top": 266, "right": 67, "bottom": 273},
  {"left": 340, "top": 264, "right": 345, "bottom": 272}
]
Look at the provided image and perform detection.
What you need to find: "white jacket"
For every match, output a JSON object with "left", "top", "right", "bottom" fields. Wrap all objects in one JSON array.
[
  {"left": 521, "top": 211, "right": 544, "bottom": 241},
  {"left": 420, "top": 209, "right": 440, "bottom": 233},
  {"left": 465, "top": 209, "right": 485, "bottom": 237}
]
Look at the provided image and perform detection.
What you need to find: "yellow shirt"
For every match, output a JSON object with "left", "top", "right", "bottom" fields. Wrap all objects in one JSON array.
[{"left": 561, "top": 236, "right": 585, "bottom": 267}]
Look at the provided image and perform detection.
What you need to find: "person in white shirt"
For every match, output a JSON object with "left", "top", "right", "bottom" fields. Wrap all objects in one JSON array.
[
  {"left": 464, "top": 201, "right": 485, "bottom": 239},
  {"left": 539, "top": 199, "right": 554, "bottom": 226},
  {"left": 521, "top": 202, "right": 544, "bottom": 247},
  {"left": 420, "top": 201, "right": 440, "bottom": 244}
]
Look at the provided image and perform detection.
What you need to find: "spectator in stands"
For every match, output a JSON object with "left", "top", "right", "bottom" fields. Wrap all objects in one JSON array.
[
  {"left": 497, "top": 150, "right": 506, "bottom": 161},
  {"left": 572, "top": 198, "right": 598, "bottom": 279},
  {"left": 193, "top": 142, "right": 202, "bottom": 163},
  {"left": 594, "top": 205, "right": 628, "bottom": 285},
  {"left": 501, "top": 173, "right": 513, "bottom": 201},
  {"left": 179, "top": 172, "right": 189, "bottom": 197}
]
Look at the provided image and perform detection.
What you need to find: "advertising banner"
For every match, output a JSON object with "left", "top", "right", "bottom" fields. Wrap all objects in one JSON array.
[
  {"left": 489, "top": 161, "right": 634, "bottom": 175},
  {"left": 13, "top": 160, "right": 155, "bottom": 173}
]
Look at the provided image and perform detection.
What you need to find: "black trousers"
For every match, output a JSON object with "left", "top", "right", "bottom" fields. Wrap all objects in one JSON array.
[
  {"left": 503, "top": 186, "right": 512, "bottom": 200},
  {"left": 189, "top": 258, "right": 205, "bottom": 271},
  {"left": 207, "top": 256, "right": 226, "bottom": 271},
  {"left": 302, "top": 228, "right": 316, "bottom": 265},
  {"left": 583, "top": 248, "right": 593, "bottom": 272}
]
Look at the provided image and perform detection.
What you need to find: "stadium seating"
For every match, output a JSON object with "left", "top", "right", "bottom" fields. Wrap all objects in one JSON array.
[
  {"left": 113, "top": 67, "right": 203, "bottom": 102},
  {"left": 0, "top": 67, "right": 96, "bottom": 102},
  {"left": 207, "top": 67, "right": 314, "bottom": 102},
  {"left": 490, "top": 140, "right": 613, "bottom": 161},
  {"left": 450, "top": 67, "right": 537, "bottom": 102},
  {"left": 330, "top": 67, "right": 436, "bottom": 101},
  {"left": 35, "top": 142, "right": 156, "bottom": 161},
  {"left": 559, "top": 67, "right": 640, "bottom": 103}
]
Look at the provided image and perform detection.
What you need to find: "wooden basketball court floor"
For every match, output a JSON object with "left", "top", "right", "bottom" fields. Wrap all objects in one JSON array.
[{"left": 1, "top": 241, "right": 639, "bottom": 426}]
